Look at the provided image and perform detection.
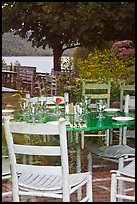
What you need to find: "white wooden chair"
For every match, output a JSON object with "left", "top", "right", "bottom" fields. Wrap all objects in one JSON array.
[
  {"left": 111, "top": 93, "right": 135, "bottom": 145},
  {"left": 3, "top": 117, "right": 92, "bottom": 202},
  {"left": 122, "top": 94, "right": 135, "bottom": 145},
  {"left": 111, "top": 83, "right": 135, "bottom": 139},
  {"left": 25, "top": 94, "right": 65, "bottom": 109},
  {"left": 120, "top": 84, "right": 135, "bottom": 112},
  {"left": 81, "top": 79, "right": 111, "bottom": 148},
  {"left": 110, "top": 157, "right": 135, "bottom": 202},
  {"left": 2, "top": 156, "right": 12, "bottom": 198},
  {"left": 119, "top": 83, "right": 135, "bottom": 144},
  {"left": 24, "top": 95, "right": 65, "bottom": 143}
]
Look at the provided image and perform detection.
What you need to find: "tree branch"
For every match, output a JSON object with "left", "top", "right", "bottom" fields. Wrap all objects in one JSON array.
[{"left": 63, "top": 44, "right": 83, "bottom": 52}]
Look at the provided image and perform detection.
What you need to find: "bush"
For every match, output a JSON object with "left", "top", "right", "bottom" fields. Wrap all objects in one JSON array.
[{"left": 74, "top": 48, "right": 135, "bottom": 102}]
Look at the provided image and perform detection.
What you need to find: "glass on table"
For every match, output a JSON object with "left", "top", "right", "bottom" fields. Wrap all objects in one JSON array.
[
  {"left": 96, "top": 99, "right": 106, "bottom": 119},
  {"left": 85, "top": 96, "right": 91, "bottom": 113},
  {"left": 38, "top": 96, "right": 47, "bottom": 110},
  {"left": 75, "top": 102, "right": 86, "bottom": 127}
]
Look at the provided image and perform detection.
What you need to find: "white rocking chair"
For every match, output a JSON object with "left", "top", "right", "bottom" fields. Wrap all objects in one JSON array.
[
  {"left": 110, "top": 157, "right": 135, "bottom": 202},
  {"left": 4, "top": 117, "right": 92, "bottom": 202}
]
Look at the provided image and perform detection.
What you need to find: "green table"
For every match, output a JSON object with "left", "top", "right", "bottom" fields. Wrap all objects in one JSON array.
[
  {"left": 14, "top": 110, "right": 135, "bottom": 132},
  {"left": 66, "top": 112, "right": 135, "bottom": 132}
]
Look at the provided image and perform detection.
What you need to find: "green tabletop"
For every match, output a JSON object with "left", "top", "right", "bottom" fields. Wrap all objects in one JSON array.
[
  {"left": 66, "top": 112, "right": 135, "bottom": 132},
  {"left": 13, "top": 110, "right": 135, "bottom": 132}
]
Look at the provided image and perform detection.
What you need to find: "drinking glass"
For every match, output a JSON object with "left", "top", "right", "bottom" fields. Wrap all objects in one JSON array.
[
  {"left": 75, "top": 102, "right": 85, "bottom": 127},
  {"left": 85, "top": 96, "right": 91, "bottom": 113},
  {"left": 38, "top": 96, "right": 47, "bottom": 111},
  {"left": 96, "top": 99, "right": 106, "bottom": 119}
]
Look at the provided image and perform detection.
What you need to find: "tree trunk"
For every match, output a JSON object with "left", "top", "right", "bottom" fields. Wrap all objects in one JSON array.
[{"left": 53, "top": 47, "right": 63, "bottom": 72}]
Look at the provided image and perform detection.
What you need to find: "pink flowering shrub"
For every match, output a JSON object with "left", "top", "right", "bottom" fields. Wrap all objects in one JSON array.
[
  {"left": 112, "top": 40, "right": 135, "bottom": 59},
  {"left": 112, "top": 40, "right": 133, "bottom": 49}
]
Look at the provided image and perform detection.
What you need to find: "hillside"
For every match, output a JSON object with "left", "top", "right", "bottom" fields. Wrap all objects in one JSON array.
[{"left": 2, "top": 32, "right": 72, "bottom": 56}]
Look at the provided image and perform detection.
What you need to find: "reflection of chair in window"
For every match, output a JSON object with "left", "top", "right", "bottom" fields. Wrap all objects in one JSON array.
[
  {"left": 16, "top": 66, "right": 37, "bottom": 95},
  {"left": 81, "top": 79, "right": 111, "bottom": 148},
  {"left": 110, "top": 157, "right": 135, "bottom": 202},
  {"left": 4, "top": 117, "right": 92, "bottom": 202}
]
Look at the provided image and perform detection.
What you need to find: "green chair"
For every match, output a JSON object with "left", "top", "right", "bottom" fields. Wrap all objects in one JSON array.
[{"left": 81, "top": 79, "right": 111, "bottom": 149}]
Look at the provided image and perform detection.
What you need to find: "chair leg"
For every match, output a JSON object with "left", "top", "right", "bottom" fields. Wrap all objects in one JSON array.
[
  {"left": 110, "top": 173, "right": 117, "bottom": 202},
  {"left": 87, "top": 172, "right": 93, "bottom": 202},
  {"left": 106, "top": 129, "right": 110, "bottom": 146},
  {"left": 88, "top": 151, "right": 92, "bottom": 173},
  {"left": 119, "top": 127, "right": 123, "bottom": 145},
  {"left": 118, "top": 157, "right": 124, "bottom": 202},
  {"left": 81, "top": 131, "right": 85, "bottom": 149},
  {"left": 76, "top": 140, "right": 82, "bottom": 201}
]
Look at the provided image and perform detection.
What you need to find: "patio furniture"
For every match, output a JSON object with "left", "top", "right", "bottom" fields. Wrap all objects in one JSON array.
[
  {"left": 4, "top": 117, "right": 92, "bottom": 202},
  {"left": 16, "top": 66, "right": 37, "bottom": 95},
  {"left": 110, "top": 157, "right": 135, "bottom": 202},
  {"left": 120, "top": 83, "right": 135, "bottom": 112},
  {"left": 86, "top": 93, "right": 135, "bottom": 200},
  {"left": 112, "top": 94, "right": 135, "bottom": 145},
  {"left": 119, "top": 83, "right": 135, "bottom": 143},
  {"left": 2, "top": 86, "right": 18, "bottom": 93},
  {"left": 2, "top": 70, "right": 17, "bottom": 89},
  {"left": 2, "top": 64, "right": 12, "bottom": 71},
  {"left": 122, "top": 94, "right": 135, "bottom": 145},
  {"left": 81, "top": 79, "right": 111, "bottom": 148},
  {"left": 44, "top": 74, "right": 57, "bottom": 96},
  {"left": 35, "top": 72, "right": 47, "bottom": 96},
  {"left": 2, "top": 156, "right": 12, "bottom": 198},
  {"left": 51, "top": 70, "right": 70, "bottom": 95},
  {"left": 24, "top": 95, "right": 65, "bottom": 109}
]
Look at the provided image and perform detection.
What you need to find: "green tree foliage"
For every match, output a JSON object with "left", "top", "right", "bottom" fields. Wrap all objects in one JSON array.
[{"left": 2, "top": 2, "right": 135, "bottom": 71}]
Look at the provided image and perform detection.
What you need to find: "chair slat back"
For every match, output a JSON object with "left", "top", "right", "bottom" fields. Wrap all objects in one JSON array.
[
  {"left": 4, "top": 118, "right": 69, "bottom": 177},
  {"left": 16, "top": 164, "right": 62, "bottom": 175},
  {"left": 9, "top": 121, "right": 60, "bottom": 134},
  {"left": 124, "top": 95, "right": 135, "bottom": 114},
  {"left": 13, "top": 144, "right": 61, "bottom": 156},
  {"left": 120, "top": 83, "right": 135, "bottom": 111},
  {"left": 45, "top": 74, "right": 57, "bottom": 96},
  {"left": 16, "top": 66, "right": 36, "bottom": 82},
  {"left": 2, "top": 64, "right": 12, "bottom": 71},
  {"left": 82, "top": 79, "right": 111, "bottom": 108}
]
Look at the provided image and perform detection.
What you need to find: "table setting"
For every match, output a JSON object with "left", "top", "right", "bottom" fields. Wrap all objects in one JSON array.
[{"left": 11, "top": 97, "right": 134, "bottom": 133}]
